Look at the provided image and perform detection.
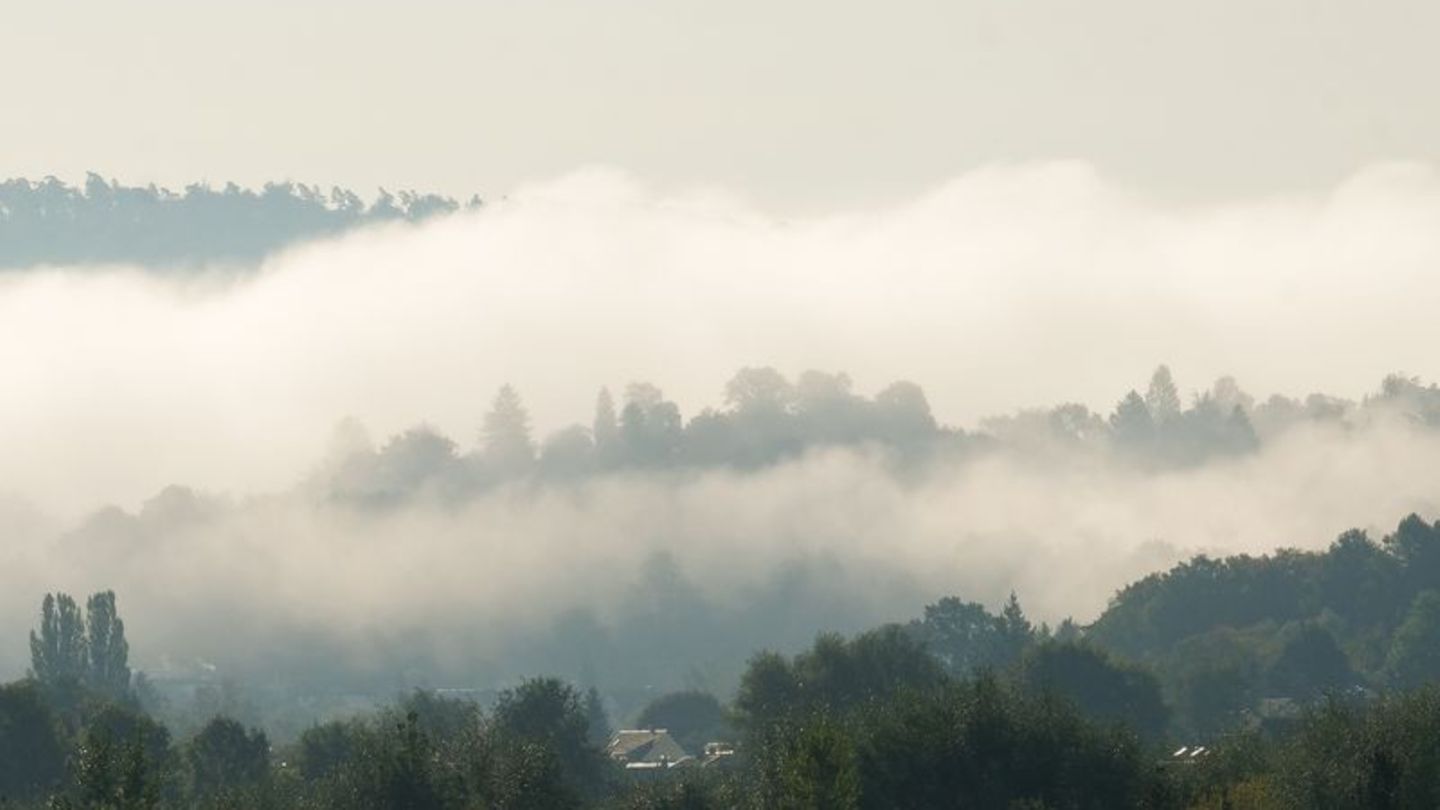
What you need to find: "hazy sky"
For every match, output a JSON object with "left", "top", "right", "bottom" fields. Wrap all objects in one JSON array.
[{"left": 5, "top": 0, "right": 1439, "bottom": 207}]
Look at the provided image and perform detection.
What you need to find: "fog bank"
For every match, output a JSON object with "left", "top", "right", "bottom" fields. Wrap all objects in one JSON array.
[
  {"left": 4, "top": 162, "right": 1440, "bottom": 703},
  {"left": 3, "top": 162, "right": 1440, "bottom": 515}
]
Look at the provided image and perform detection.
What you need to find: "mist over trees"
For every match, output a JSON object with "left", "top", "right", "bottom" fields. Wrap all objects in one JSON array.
[
  {"left": 3, "top": 361, "right": 1440, "bottom": 805},
  {"left": 0, "top": 174, "right": 472, "bottom": 269},
  {"left": 9, "top": 515, "right": 1440, "bottom": 807},
  {"left": 314, "top": 364, "right": 1440, "bottom": 506},
  {"left": 6, "top": 364, "right": 1438, "bottom": 729}
]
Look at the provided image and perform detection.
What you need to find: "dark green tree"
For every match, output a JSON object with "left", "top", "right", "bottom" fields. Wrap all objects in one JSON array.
[
  {"left": 295, "top": 720, "right": 362, "bottom": 782},
  {"left": 85, "top": 590, "right": 132, "bottom": 699},
  {"left": 0, "top": 680, "right": 66, "bottom": 800},
  {"left": 909, "top": 597, "right": 1004, "bottom": 675},
  {"left": 492, "top": 678, "right": 606, "bottom": 797},
  {"left": 733, "top": 651, "right": 801, "bottom": 731},
  {"left": 753, "top": 714, "right": 860, "bottom": 810},
  {"left": 70, "top": 723, "right": 164, "bottom": 810},
  {"left": 635, "top": 690, "right": 728, "bottom": 755},
  {"left": 186, "top": 716, "right": 270, "bottom": 799},
  {"left": 1387, "top": 590, "right": 1440, "bottom": 688},
  {"left": 855, "top": 676, "right": 1151, "bottom": 809},
  {"left": 735, "top": 627, "right": 943, "bottom": 729},
  {"left": 997, "top": 592, "right": 1036, "bottom": 666},
  {"left": 1018, "top": 642, "right": 1169, "bottom": 740},
  {"left": 30, "top": 592, "right": 88, "bottom": 686},
  {"left": 1267, "top": 624, "right": 1357, "bottom": 698}
]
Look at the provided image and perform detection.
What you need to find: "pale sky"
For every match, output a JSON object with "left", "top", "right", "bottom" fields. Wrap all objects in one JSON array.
[{"left": 5, "top": 0, "right": 1438, "bottom": 207}]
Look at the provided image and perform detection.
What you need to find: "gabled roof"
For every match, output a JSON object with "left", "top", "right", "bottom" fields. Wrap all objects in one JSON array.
[{"left": 607, "top": 729, "right": 692, "bottom": 765}]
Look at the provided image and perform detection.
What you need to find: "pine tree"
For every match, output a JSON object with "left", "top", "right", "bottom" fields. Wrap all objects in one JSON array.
[
  {"left": 1109, "top": 390, "right": 1154, "bottom": 449},
  {"left": 1145, "top": 365, "right": 1182, "bottom": 423},
  {"left": 481, "top": 384, "right": 536, "bottom": 474},
  {"left": 997, "top": 592, "right": 1034, "bottom": 667}
]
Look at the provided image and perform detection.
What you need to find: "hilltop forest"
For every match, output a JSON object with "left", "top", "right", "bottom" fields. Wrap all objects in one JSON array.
[{"left": 0, "top": 174, "right": 470, "bottom": 269}]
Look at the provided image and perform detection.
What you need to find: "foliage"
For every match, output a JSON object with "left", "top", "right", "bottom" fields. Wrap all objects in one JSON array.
[
  {"left": 734, "top": 626, "right": 944, "bottom": 730},
  {"left": 1017, "top": 641, "right": 1170, "bottom": 740},
  {"left": 30, "top": 591, "right": 133, "bottom": 701},
  {"left": 186, "top": 716, "right": 270, "bottom": 799},
  {"left": 1385, "top": 590, "right": 1440, "bottom": 688},
  {"left": 634, "top": 691, "right": 728, "bottom": 755},
  {"left": 492, "top": 677, "right": 609, "bottom": 799},
  {"left": 0, "top": 680, "right": 66, "bottom": 800}
]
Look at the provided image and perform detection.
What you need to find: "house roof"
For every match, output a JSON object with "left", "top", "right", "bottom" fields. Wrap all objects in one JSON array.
[{"left": 607, "top": 729, "right": 692, "bottom": 765}]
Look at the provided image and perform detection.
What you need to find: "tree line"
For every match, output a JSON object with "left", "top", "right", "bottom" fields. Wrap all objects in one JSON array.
[
  {"left": 9, "top": 513, "right": 1440, "bottom": 806},
  {"left": 317, "top": 365, "right": 1440, "bottom": 505},
  {"left": 0, "top": 174, "right": 471, "bottom": 269}
]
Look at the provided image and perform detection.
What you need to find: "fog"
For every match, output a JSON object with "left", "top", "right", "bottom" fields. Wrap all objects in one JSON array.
[{"left": 3, "top": 161, "right": 1440, "bottom": 712}]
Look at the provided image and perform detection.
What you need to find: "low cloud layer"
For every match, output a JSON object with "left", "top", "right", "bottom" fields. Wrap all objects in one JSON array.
[
  {"left": 4, "top": 162, "right": 1440, "bottom": 514},
  {"left": 0, "top": 418, "right": 1437, "bottom": 689},
  {"left": 2, "top": 162, "right": 1440, "bottom": 692}
]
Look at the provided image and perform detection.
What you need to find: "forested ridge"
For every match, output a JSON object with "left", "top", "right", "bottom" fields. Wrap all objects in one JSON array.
[{"left": 0, "top": 174, "right": 471, "bottom": 269}]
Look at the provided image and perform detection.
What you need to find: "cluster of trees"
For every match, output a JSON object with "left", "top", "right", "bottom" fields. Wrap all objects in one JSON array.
[
  {"left": 1162, "top": 687, "right": 1440, "bottom": 809},
  {"left": 0, "top": 673, "right": 609, "bottom": 808},
  {"left": 14, "top": 647, "right": 1440, "bottom": 808},
  {"left": 1084, "top": 515, "right": 1440, "bottom": 738},
  {"left": 987, "top": 367, "right": 1440, "bottom": 468},
  {"left": 14, "top": 512, "right": 1440, "bottom": 806},
  {"left": 321, "top": 370, "right": 953, "bottom": 504},
  {"left": 0, "top": 588, "right": 1183, "bottom": 809},
  {"left": 29, "top": 591, "right": 132, "bottom": 702},
  {"left": 0, "top": 174, "right": 470, "bottom": 268},
  {"left": 319, "top": 366, "right": 1440, "bottom": 506},
  {"left": 724, "top": 513, "right": 1440, "bottom": 758}
]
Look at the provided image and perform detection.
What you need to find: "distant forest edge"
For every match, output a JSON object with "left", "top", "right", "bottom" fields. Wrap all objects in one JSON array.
[{"left": 0, "top": 174, "right": 476, "bottom": 268}]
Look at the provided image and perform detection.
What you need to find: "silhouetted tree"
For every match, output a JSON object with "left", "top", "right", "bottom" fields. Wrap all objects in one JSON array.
[
  {"left": 1146, "top": 365, "right": 1182, "bottom": 424},
  {"left": 30, "top": 593, "right": 87, "bottom": 686},
  {"left": 724, "top": 367, "right": 794, "bottom": 415},
  {"left": 0, "top": 681, "right": 66, "bottom": 800},
  {"left": 70, "top": 725, "right": 164, "bottom": 810},
  {"left": 492, "top": 678, "right": 606, "bottom": 798},
  {"left": 481, "top": 385, "right": 536, "bottom": 475},
  {"left": 187, "top": 716, "right": 270, "bottom": 799},
  {"left": 86, "top": 591, "right": 131, "bottom": 699},
  {"left": 620, "top": 383, "right": 683, "bottom": 466},
  {"left": 1267, "top": 624, "right": 1357, "bottom": 699},
  {"left": 873, "top": 381, "right": 938, "bottom": 443},
  {"left": 1018, "top": 642, "right": 1169, "bottom": 740},
  {"left": 1109, "top": 390, "right": 1154, "bottom": 451}
]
